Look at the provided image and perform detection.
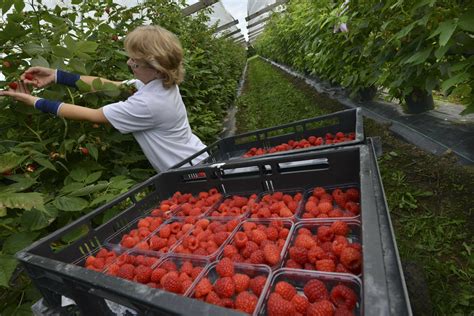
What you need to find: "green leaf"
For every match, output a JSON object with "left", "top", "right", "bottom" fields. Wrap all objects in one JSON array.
[
  {"left": 458, "top": 9, "right": 474, "bottom": 32},
  {"left": 52, "top": 45, "right": 71, "bottom": 58},
  {"left": 2, "top": 0, "right": 14, "bottom": 13},
  {"left": 438, "top": 20, "right": 457, "bottom": 46},
  {"left": 84, "top": 171, "right": 102, "bottom": 184},
  {"left": 394, "top": 22, "right": 415, "bottom": 40},
  {"left": 441, "top": 73, "right": 470, "bottom": 94},
  {"left": 33, "top": 156, "right": 57, "bottom": 172},
  {"left": 64, "top": 35, "right": 76, "bottom": 50},
  {"left": 53, "top": 196, "right": 88, "bottom": 211},
  {"left": 0, "top": 192, "right": 45, "bottom": 211},
  {"left": 2, "top": 175, "right": 37, "bottom": 193},
  {"left": 60, "top": 182, "right": 85, "bottom": 194},
  {"left": 434, "top": 44, "right": 450, "bottom": 60},
  {"left": 69, "top": 168, "right": 87, "bottom": 182},
  {"left": 30, "top": 56, "right": 49, "bottom": 68},
  {"left": 102, "top": 82, "right": 121, "bottom": 97},
  {"left": 0, "top": 152, "right": 27, "bottom": 173},
  {"left": 92, "top": 78, "right": 103, "bottom": 90},
  {"left": 22, "top": 43, "right": 45, "bottom": 56},
  {"left": 2, "top": 231, "right": 39, "bottom": 254},
  {"left": 85, "top": 144, "right": 99, "bottom": 161},
  {"left": 69, "top": 59, "right": 88, "bottom": 74},
  {"left": 69, "top": 183, "right": 108, "bottom": 197},
  {"left": 76, "top": 41, "right": 98, "bottom": 53},
  {"left": 21, "top": 206, "right": 58, "bottom": 231},
  {"left": 90, "top": 193, "right": 115, "bottom": 207},
  {"left": 0, "top": 254, "right": 17, "bottom": 287},
  {"left": 403, "top": 47, "right": 432, "bottom": 65},
  {"left": 76, "top": 79, "right": 91, "bottom": 92}
]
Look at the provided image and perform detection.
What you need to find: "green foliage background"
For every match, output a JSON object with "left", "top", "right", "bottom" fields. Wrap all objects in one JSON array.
[{"left": 0, "top": 0, "right": 245, "bottom": 313}]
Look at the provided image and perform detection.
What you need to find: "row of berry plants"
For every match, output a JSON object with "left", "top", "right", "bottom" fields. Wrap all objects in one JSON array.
[{"left": 254, "top": 0, "right": 473, "bottom": 114}]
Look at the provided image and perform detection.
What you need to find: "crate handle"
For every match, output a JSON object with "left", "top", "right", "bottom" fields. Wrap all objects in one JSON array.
[
  {"left": 277, "top": 158, "right": 329, "bottom": 172},
  {"left": 220, "top": 165, "right": 261, "bottom": 177}
]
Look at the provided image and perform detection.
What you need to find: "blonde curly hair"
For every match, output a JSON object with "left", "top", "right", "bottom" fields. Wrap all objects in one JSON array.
[{"left": 124, "top": 25, "right": 184, "bottom": 89}]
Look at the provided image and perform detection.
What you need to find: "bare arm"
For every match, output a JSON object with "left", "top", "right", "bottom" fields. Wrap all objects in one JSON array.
[
  {"left": 78, "top": 75, "right": 122, "bottom": 88},
  {"left": 57, "top": 103, "right": 109, "bottom": 123},
  {"left": 0, "top": 82, "right": 109, "bottom": 124}
]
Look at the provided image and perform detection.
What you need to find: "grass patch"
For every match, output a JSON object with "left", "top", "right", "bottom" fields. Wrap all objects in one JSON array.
[{"left": 236, "top": 57, "right": 474, "bottom": 315}]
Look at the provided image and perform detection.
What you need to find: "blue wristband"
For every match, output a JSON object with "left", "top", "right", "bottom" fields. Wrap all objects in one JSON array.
[
  {"left": 34, "top": 98, "right": 63, "bottom": 115},
  {"left": 56, "top": 69, "right": 80, "bottom": 87}
]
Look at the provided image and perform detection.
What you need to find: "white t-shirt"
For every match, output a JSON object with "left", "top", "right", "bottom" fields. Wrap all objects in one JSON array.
[{"left": 102, "top": 79, "right": 208, "bottom": 172}]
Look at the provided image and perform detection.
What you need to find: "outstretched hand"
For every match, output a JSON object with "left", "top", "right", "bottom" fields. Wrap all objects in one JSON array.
[
  {"left": 21, "top": 66, "right": 56, "bottom": 88},
  {"left": 0, "top": 81, "right": 39, "bottom": 107}
]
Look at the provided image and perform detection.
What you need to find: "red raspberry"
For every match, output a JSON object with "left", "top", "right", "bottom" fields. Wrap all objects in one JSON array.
[
  {"left": 235, "top": 291, "right": 258, "bottom": 314},
  {"left": 180, "top": 261, "right": 193, "bottom": 275},
  {"left": 340, "top": 247, "right": 362, "bottom": 272},
  {"left": 221, "top": 298, "right": 234, "bottom": 308},
  {"left": 135, "top": 265, "right": 153, "bottom": 284},
  {"left": 162, "top": 273, "right": 183, "bottom": 294},
  {"left": 345, "top": 188, "right": 360, "bottom": 202},
  {"left": 233, "top": 273, "right": 250, "bottom": 293},
  {"left": 332, "top": 236, "right": 349, "bottom": 256},
  {"left": 307, "top": 299, "right": 334, "bottom": 316},
  {"left": 285, "top": 259, "right": 302, "bottom": 269},
  {"left": 250, "top": 249, "right": 266, "bottom": 264},
  {"left": 308, "top": 246, "right": 325, "bottom": 263},
  {"left": 318, "top": 201, "right": 333, "bottom": 214},
  {"left": 161, "top": 260, "right": 178, "bottom": 271},
  {"left": 250, "top": 275, "right": 267, "bottom": 296},
  {"left": 216, "top": 257, "right": 234, "bottom": 277},
  {"left": 214, "top": 276, "right": 235, "bottom": 298},
  {"left": 345, "top": 202, "right": 360, "bottom": 215},
  {"left": 304, "top": 279, "right": 329, "bottom": 303},
  {"left": 190, "top": 266, "right": 204, "bottom": 280},
  {"left": 117, "top": 264, "right": 135, "bottom": 280},
  {"left": 289, "top": 246, "right": 308, "bottom": 265},
  {"left": 335, "top": 306, "right": 356, "bottom": 316},
  {"left": 267, "top": 293, "right": 296, "bottom": 316},
  {"left": 291, "top": 294, "right": 309, "bottom": 314},
  {"left": 316, "top": 259, "right": 336, "bottom": 272},
  {"left": 274, "top": 281, "right": 297, "bottom": 301},
  {"left": 251, "top": 229, "right": 268, "bottom": 245},
  {"left": 205, "top": 290, "right": 222, "bottom": 306},
  {"left": 266, "top": 227, "right": 279, "bottom": 241},
  {"left": 234, "top": 231, "right": 248, "bottom": 248},
  {"left": 336, "top": 263, "right": 351, "bottom": 274},
  {"left": 121, "top": 236, "right": 137, "bottom": 248},
  {"left": 313, "top": 187, "right": 326, "bottom": 198},
  {"left": 151, "top": 268, "right": 167, "bottom": 283},
  {"left": 194, "top": 277, "right": 213, "bottom": 298},
  {"left": 333, "top": 190, "right": 347, "bottom": 208},
  {"left": 330, "top": 285, "right": 357, "bottom": 309},
  {"left": 317, "top": 226, "right": 335, "bottom": 242},
  {"left": 279, "top": 228, "right": 290, "bottom": 239},
  {"left": 294, "top": 233, "right": 317, "bottom": 249},
  {"left": 331, "top": 221, "right": 350, "bottom": 236},
  {"left": 243, "top": 222, "right": 257, "bottom": 231},
  {"left": 223, "top": 244, "right": 238, "bottom": 257},
  {"left": 182, "top": 279, "right": 193, "bottom": 292},
  {"left": 242, "top": 241, "right": 259, "bottom": 258},
  {"left": 213, "top": 231, "right": 229, "bottom": 246},
  {"left": 263, "top": 244, "right": 281, "bottom": 265}
]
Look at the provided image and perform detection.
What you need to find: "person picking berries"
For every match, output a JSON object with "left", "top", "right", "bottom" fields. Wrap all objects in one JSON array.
[{"left": 0, "top": 25, "right": 208, "bottom": 172}]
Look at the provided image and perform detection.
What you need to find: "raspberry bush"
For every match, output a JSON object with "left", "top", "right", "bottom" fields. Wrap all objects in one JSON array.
[{"left": 0, "top": 1, "right": 245, "bottom": 313}]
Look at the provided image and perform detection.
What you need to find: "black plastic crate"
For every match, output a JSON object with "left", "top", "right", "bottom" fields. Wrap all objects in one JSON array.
[
  {"left": 17, "top": 141, "right": 411, "bottom": 315},
  {"left": 172, "top": 108, "right": 363, "bottom": 168}
]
